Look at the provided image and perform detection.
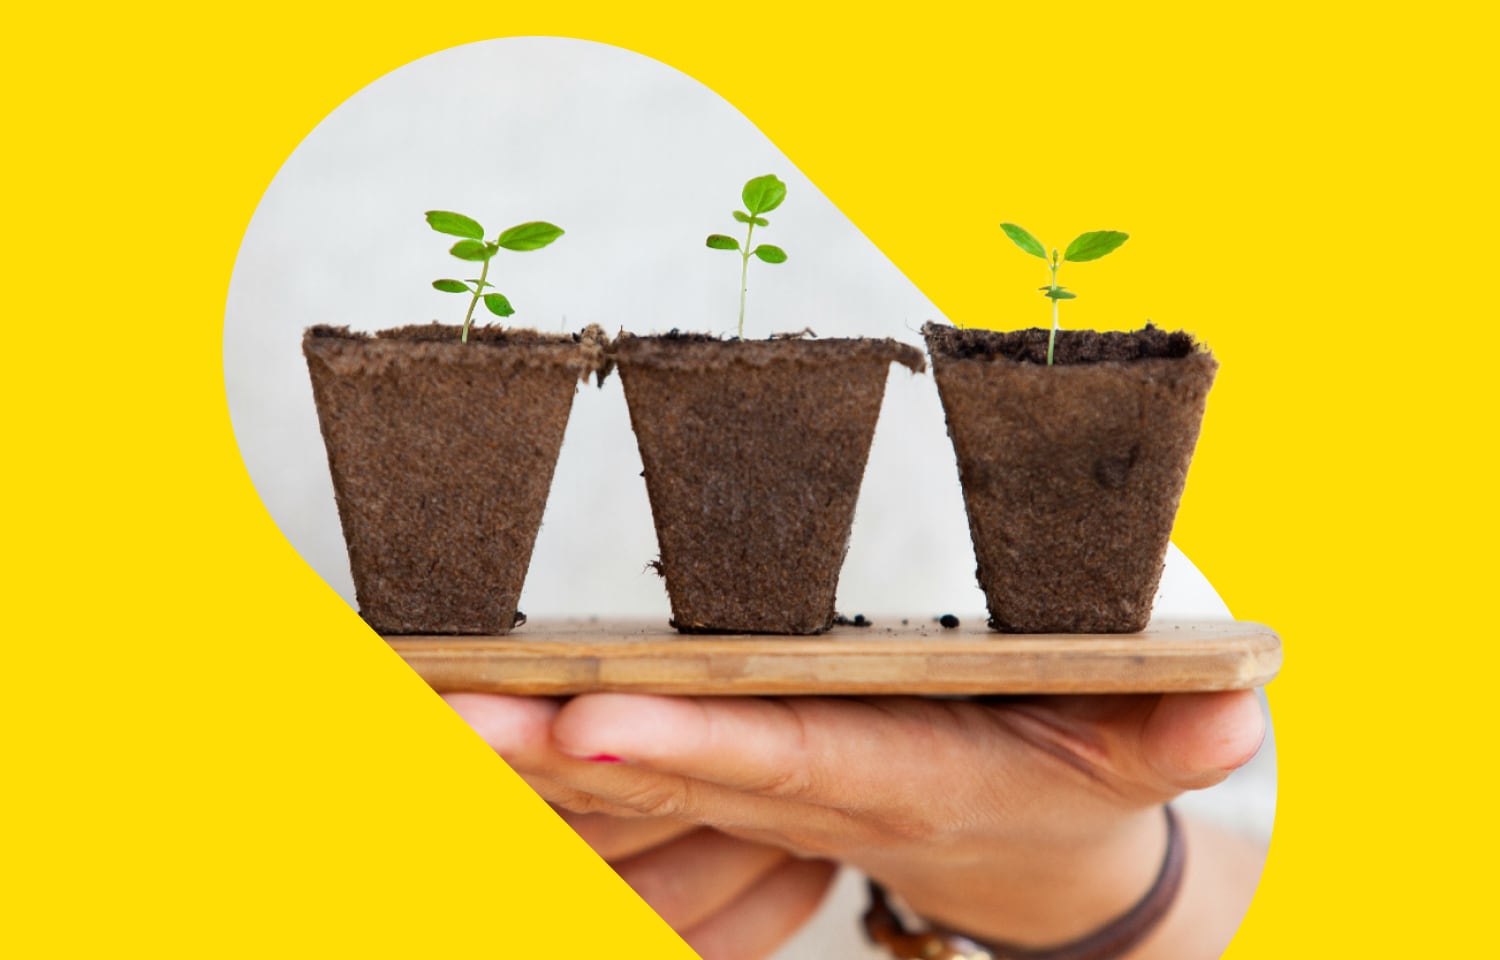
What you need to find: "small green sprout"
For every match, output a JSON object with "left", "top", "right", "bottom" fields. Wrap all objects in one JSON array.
[
  {"left": 426, "top": 210, "right": 565, "bottom": 343},
  {"left": 1001, "top": 223, "right": 1129, "bottom": 365},
  {"left": 706, "top": 174, "right": 789, "bottom": 339}
]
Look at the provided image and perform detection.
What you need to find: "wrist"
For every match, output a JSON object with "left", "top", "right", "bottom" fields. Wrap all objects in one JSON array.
[{"left": 882, "top": 806, "right": 1174, "bottom": 950}]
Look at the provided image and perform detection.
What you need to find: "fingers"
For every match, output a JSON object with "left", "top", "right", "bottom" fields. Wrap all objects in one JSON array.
[
  {"left": 1140, "top": 691, "right": 1266, "bottom": 790},
  {"left": 445, "top": 693, "right": 852, "bottom": 840},
  {"left": 545, "top": 693, "right": 1198, "bottom": 840},
  {"left": 447, "top": 687, "right": 1267, "bottom": 886},
  {"left": 443, "top": 691, "right": 643, "bottom": 800},
  {"left": 443, "top": 694, "right": 642, "bottom": 816},
  {"left": 448, "top": 690, "right": 833, "bottom": 957},
  {"left": 613, "top": 828, "right": 791, "bottom": 931},
  {"left": 549, "top": 694, "right": 814, "bottom": 794},
  {"left": 445, "top": 690, "right": 831, "bottom": 956},
  {"left": 443, "top": 693, "right": 618, "bottom": 813},
  {"left": 680, "top": 857, "right": 837, "bottom": 960},
  {"left": 443, "top": 692, "right": 561, "bottom": 761},
  {"left": 555, "top": 810, "right": 697, "bottom": 861},
  {"left": 1001, "top": 692, "right": 1267, "bottom": 802},
  {"left": 452, "top": 691, "right": 1261, "bottom": 818},
  {"left": 550, "top": 693, "right": 999, "bottom": 811}
]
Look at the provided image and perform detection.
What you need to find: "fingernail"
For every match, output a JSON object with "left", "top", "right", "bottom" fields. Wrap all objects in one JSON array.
[{"left": 585, "top": 754, "right": 624, "bottom": 763}]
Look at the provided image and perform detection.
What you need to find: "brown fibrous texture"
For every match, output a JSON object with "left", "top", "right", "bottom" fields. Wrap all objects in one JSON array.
[
  {"left": 303, "top": 324, "right": 606, "bottom": 634},
  {"left": 615, "top": 334, "right": 924, "bottom": 634},
  {"left": 924, "top": 323, "right": 1217, "bottom": 633}
]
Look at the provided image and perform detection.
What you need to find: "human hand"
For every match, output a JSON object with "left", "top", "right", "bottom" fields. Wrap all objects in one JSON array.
[
  {"left": 555, "top": 808, "right": 837, "bottom": 958},
  {"left": 445, "top": 691, "right": 1266, "bottom": 959}
]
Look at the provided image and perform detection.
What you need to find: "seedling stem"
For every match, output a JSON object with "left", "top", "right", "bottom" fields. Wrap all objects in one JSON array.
[
  {"left": 461, "top": 256, "right": 494, "bottom": 344},
  {"left": 1049, "top": 249, "right": 1061, "bottom": 365},
  {"left": 1000, "top": 223, "right": 1129, "bottom": 365},
  {"left": 738, "top": 218, "right": 756, "bottom": 337},
  {"left": 706, "top": 175, "right": 789, "bottom": 339},
  {"left": 426, "top": 211, "right": 565, "bottom": 342}
]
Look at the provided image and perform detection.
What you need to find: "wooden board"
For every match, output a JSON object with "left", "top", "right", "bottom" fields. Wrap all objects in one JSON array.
[{"left": 387, "top": 617, "right": 1280, "bottom": 696}]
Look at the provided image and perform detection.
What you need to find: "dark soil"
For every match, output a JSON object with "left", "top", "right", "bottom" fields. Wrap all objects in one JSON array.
[
  {"left": 614, "top": 332, "right": 924, "bottom": 372},
  {"left": 615, "top": 333, "right": 924, "bottom": 634},
  {"left": 304, "top": 324, "right": 605, "bottom": 635},
  {"left": 312, "top": 322, "right": 606, "bottom": 355},
  {"left": 924, "top": 323, "right": 1217, "bottom": 633},
  {"left": 939, "top": 614, "right": 960, "bottom": 629},
  {"left": 922, "top": 323, "right": 1195, "bottom": 364}
]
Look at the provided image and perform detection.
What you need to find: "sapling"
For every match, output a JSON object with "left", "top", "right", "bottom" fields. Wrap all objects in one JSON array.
[
  {"left": 706, "top": 174, "right": 788, "bottom": 339},
  {"left": 1000, "top": 223, "right": 1129, "bottom": 365},
  {"left": 426, "top": 211, "right": 565, "bottom": 343}
]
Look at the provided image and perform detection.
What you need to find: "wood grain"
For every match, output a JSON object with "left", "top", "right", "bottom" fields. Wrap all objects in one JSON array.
[{"left": 386, "top": 617, "right": 1281, "bottom": 696}]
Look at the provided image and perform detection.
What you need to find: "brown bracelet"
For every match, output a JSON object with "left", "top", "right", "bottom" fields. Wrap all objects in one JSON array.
[{"left": 862, "top": 806, "right": 1185, "bottom": 960}]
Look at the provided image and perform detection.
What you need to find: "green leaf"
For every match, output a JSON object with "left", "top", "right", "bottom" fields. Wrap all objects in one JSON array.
[
  {"left": 466, "top": 278, "right": 493, "bottom": 289},
  {"left": 752, "top": 244, "right": 787, "bottom": 264},
  {"left": 432, "top": 279, "right": 469, "bottom": 293},
  {"left": 733, "top": 210, "right": 752, "bottom": 223},
  {"left": 497, "top": 221, "right": 565, "bottom": 251},
  {"left": 1001, "top": 223, "right": 1047, "bottom": 259},
  {"left": 484, "top": 293, "right": 515, "bottom": 317},
  {"left": 426, "top": 211, "right": 484, "bottom": 240},
  {"left": 1064, "top": 230, "right": 1129, "bottom": 262},
  {"left": 449, "top": 239, "right": 490, "bottom": 262},
  {"left": 706, "top": 234, "right": 741, "bottom": 251},
  {"left": 1040, "top": 286, "right": 1077, "bottom": 300},
  {"left": 742, "top": 174, "right": 787, "bottom": 215}
]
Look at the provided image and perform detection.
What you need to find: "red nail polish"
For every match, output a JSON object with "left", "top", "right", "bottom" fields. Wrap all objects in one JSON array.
[{"left": 586, "top": 754, "right": 623, "bottom": 763}]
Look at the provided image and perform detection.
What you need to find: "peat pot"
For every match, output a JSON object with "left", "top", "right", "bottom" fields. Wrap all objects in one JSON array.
[
  {"left": 924, "top": 322, "right": 1217, "bottom": 633},
  {"left": 303, "top": 323, "right": 605, "bottom": 635},
  {"left": 614, "top": 333, "right": 924, "bottom": 634}
]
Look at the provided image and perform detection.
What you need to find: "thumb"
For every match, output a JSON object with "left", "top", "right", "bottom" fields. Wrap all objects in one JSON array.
[{"left": 1140, "top": 691, "right": 1267, "bottom": 792}]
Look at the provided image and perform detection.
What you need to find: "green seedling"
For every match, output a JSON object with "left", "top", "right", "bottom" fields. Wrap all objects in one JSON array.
[
  {"left": 1001, "top": 223, "right": 1129, "bottom": 365},
  {"left": 426, "top": 210, "right": 565, "bottom": 343},
  {"left": 706, "top": 174, "right": 789, "bottom": 339}
]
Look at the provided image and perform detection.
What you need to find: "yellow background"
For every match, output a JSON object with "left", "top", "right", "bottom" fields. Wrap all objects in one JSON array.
[{"left": 6, "top": 2, "right": 1493, "bottom": 956}]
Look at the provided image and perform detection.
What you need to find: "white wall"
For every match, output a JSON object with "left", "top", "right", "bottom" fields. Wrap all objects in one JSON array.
[{"left": 224, "top": 36, "right": 1230, "bottom": 623}]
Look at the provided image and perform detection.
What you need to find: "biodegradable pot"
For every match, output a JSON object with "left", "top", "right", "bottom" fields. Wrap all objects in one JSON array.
[
  {"left": 303, "top": 324, "right": 605, "bottom": 635},
  {"left": 923, "top": 323, "right": 1217, "bottom": 633},
  {"left": 615, "top": 333, "right": 925, "bottom": 634}
]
